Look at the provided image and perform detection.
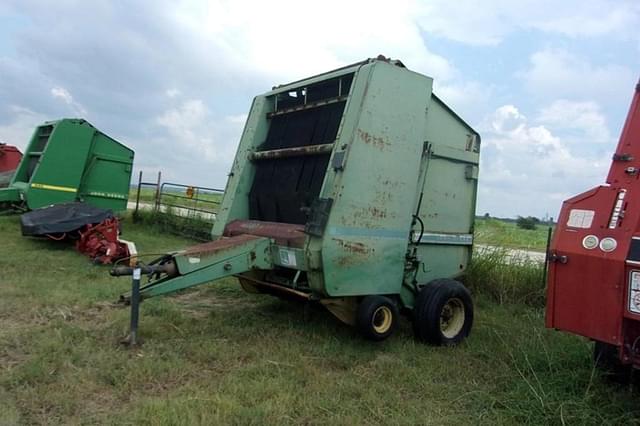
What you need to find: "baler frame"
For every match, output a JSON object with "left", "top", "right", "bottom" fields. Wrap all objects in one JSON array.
[{"left": 113, "top": 56, "right": 480, "bottom": 344}]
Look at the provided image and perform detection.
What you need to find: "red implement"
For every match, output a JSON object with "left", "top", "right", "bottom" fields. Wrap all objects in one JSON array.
[
  {"left": 547, "top": 79, "right": 640, "bottom": 367},
  {"left": 0, "top": 144, "right": 22, "bottom": 187},
  {"left": 75, "top": 217, "right": 133, "bottom": 264}
]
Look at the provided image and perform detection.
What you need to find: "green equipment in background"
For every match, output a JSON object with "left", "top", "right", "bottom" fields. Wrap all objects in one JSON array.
[{"left": 0, "top": 119, "right": 134, "bottom": 211}]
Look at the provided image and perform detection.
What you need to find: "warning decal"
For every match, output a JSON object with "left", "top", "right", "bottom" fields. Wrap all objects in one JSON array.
[
  {"left": 567, "top": 209, "right": 595, "bottom": 228},
  {"left": 279, "top": 249, "right": 297, "bottom": 267},
  {"left": 629, "top": 271, "right": 640, "bottom": 314}
]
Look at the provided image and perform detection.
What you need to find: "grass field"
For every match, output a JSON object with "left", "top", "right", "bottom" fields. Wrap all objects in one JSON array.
[
  {"left": 1, "top": 214, "right": 639, "bottom": 425},
  {"left": 474, "top": 218, "right": 553, "bottom": 252}
]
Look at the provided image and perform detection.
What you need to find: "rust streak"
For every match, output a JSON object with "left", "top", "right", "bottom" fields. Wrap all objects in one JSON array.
[
  {"left": 183, "top": 234, "right": 261, "bottom": 257},
  {"left": 357, "top": 129, "right": 389, "bottom": 151},
  {"left": 332, "top": 238, "right": 374, "bottom": 255}
]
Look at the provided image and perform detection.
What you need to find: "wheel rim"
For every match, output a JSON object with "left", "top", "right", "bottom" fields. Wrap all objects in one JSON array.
[
  {"left": 372, "top": 306, "right": 393, "bottom": 334},
  {"left": 439, "top": 298, "right": 465, "bottom": 338}
]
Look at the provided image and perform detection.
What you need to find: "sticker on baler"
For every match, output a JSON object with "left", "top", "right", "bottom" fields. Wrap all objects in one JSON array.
[
  {"left": 279, "top": 249, "right": 297, "bottom": 267},
  {"left": 567, "top": 209, "right": 595, "bottom": 228},
  {"left": 629, "top": 271, "right": 640, "bottom": 314}
]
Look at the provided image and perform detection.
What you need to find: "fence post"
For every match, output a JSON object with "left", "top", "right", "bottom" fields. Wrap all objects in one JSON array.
[
  {"left": 133, "top": 171, "right": 143, "bottom": 222},
  {"left": 154, "top": 171, "right": 162, "bottom": 211}
]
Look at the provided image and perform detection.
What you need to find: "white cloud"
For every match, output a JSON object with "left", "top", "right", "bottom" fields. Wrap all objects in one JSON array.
[
  {"left": 417, "top": 0, "right": 640, "bottom": 46},
  {"left": 537, "top": 100, "right": 611, "bottom": 143},
  {"left": 434, "top": 80, "right": 494, "bottom": 121},
  {"left": 478, "top": 104, "right": 610, "bottom": 217},
  {"left": 519, "top": 48, "right": 636, "bottom": 106},
  {"left": 490, "top": 105, "right": 526, "bottom": 134},
  {"left": 165, "top": 88, "right": 181, "bottom": 98},
  {"left": 50, "top": 86, "right": 87, "bottom": 116},
  {"left": 0, "top": 105, "right": 48, "bottom": 150},
  {"left": 176, "top": 0, "right": 457, "bottom": 83},
  {"left": 155, "top": 99, "right": 242, "bottom": 166}
]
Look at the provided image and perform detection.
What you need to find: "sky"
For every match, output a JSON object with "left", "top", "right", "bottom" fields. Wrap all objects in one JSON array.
[{"left": 0, "top": 0, "right": 639, "bottom": 219}]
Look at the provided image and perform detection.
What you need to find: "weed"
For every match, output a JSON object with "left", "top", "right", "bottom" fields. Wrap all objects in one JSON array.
[{"left": 466, "top": 246, "right": 545, "bottom": 307}]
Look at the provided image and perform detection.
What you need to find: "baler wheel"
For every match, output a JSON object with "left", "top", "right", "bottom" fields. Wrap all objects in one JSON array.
[
  {"left": 356, "top": 295, "right": 398, "bottom": 341},
  {"left": 593, "top": 341, "right": 631, "bottom": 383},
  {"left": 413, "top": 279, "right": 473, "bottom": 345}
]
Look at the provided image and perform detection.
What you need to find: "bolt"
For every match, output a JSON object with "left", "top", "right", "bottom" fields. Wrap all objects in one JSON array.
[{"left": 223, "top": 263, "right": 232, "bottom": 271}]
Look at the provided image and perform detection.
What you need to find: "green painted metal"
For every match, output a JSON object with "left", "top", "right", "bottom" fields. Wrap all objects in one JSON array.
[
  {"left": 136, "top": 236, "right": 272, "bottom": 299},
  {"left": 126, "top": 57, "right": 480, "bottom": 318},
  {"left": 0, "top": 118, "right": 134, "bottom": 211}
]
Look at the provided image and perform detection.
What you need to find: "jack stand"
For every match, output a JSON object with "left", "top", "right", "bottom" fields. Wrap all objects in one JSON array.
[{"left": 121, "top": 267, "right": 142, "bottom": 347}]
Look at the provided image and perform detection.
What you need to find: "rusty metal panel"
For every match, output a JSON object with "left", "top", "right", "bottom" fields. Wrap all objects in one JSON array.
[
  {"left": 223, "top": 219, "right": 306, "bottom": 248},
  {"left": 318, "top": 61, "right": 432, "bottom": 297}
]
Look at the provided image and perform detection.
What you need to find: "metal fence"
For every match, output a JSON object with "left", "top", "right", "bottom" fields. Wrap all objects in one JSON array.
[{"left": 131, "top": 171, "right": 224, "bottom": 240}]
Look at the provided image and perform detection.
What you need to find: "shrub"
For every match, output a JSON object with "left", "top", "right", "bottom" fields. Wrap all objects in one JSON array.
[{"left": 516, "top": 216, "right": 539, "bottom": 230}]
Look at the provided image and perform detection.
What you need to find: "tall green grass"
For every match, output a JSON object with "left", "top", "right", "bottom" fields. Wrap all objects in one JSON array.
[
  {"left": 133, "top": 208, "right": 213, "bottom": 241},
  {"left": 466, "top": 246, "right": 546, "bottom": 307}
]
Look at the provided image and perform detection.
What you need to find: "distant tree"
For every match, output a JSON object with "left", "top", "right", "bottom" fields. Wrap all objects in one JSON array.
[
  {"left": 516, "top": 216, "right": 538, "bottom": 230},
  {"left": 483, "top": 212, "right": 490, "bottom": 219}
]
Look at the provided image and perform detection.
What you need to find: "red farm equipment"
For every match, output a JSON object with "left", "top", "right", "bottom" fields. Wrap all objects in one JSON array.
[
  {"left": 546, "top": 78, "right": 640, "bottom": 376},
  {"left": 0, "top": 143, "right": 22, "bottom": 187}
]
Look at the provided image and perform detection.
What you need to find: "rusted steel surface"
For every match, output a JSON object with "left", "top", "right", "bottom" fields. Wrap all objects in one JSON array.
[
  {"left": 224, "top": 219, "right": 306, "bottom": 248},
  {"left": 183, "top": 233, "right": 261, "bottom": 257},
  {"left": 237, "top": 274, "right": 311, "bottom": 300},
  {"left": 249, "top": 143, "right": 334, "bottom": 161},
  {"left": 267, "top": 96, "right": 347, "bottom": 118}
]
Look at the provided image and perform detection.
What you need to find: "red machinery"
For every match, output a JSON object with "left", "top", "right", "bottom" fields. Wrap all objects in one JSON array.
[
  {"left": 20, "top": 202, "right": 134, "bottom": 265},
  {"left": 0, "top": 143, "right": 22, "bottom": 187},
  {"left": 75, "top": 217, "right": 135, "bottom": 264},
  {"left": 547, "top": 79, "right": 640, "bottom": 372}
]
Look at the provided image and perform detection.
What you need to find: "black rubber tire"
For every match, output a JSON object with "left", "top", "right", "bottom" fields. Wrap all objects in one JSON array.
[
  {"left": 593, "top": 341, "right": 631, "bottom": 383},
  {"left": 413, "top": 279, "right": 473, "bottom": 345},
  {"left": 356, "top": 295, "right": 399, "bottom": 341}
]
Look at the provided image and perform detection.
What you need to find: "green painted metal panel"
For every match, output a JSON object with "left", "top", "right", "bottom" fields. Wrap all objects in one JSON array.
[
  {"left": 319, "top": 61, "right": 432, "bottom": 297},
  {"left": 21, "top": 120, "right": 94, "bottom": 208},
  {"left": 79, "top": 131, "right": 134, "bottom": 211},
  {"left": 0, "top": 187, "right": 20, "bottom": 203},
  {"left": 139, "top": 236, "right": 273, "bottom": 299},
  {"left": 0, "top": 118, "right": 134, "bottom": 211}
]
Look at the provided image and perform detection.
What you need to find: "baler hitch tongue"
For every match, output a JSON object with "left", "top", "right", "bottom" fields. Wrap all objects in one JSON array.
[
  {"left": 110, "top": 264, "right": 168, "bottom": 277},
  {"left": 111, "top": 234, "right": 273, "bottom": 346}
]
